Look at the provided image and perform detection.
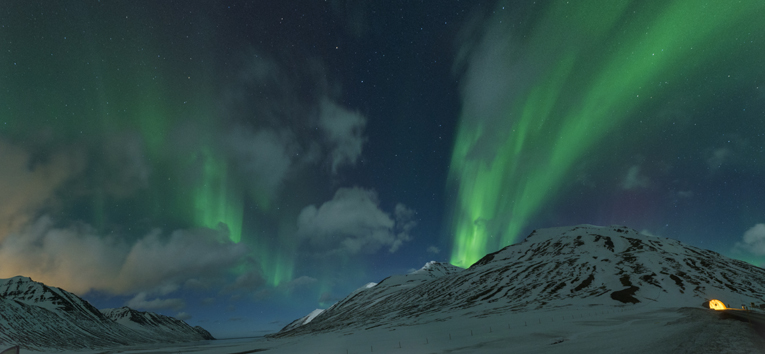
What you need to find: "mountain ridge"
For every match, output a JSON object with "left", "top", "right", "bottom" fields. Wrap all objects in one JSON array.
[
  {"left": 274, "top": 224, "right": 765, "bottom": 337},
  {"left": 0, "top": 276, "right": 214, "bottom": 351}
]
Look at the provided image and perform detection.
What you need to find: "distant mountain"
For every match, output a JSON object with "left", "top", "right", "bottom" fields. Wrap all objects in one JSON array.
[
  {"left": 0, "top": 276, "right": 213, "bottom": 351},
  {"left": 280, "top": 261, "right": 464, "bottom": 333},
  {"left": 274, "top": 225, "right": 765, "bottom": 337},
  {"left": 280, "top": 309, "right": 325, "bottom": 332},
  {"left": 101, "top": 306, "right": 215, "bottom": 340}
]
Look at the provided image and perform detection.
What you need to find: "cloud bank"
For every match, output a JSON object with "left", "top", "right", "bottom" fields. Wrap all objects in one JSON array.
[
  {"left": 735, "top": 224, "right": 765, "bottom": 256},
  {"left": 297, "top": 187, "right": 416, "bottom": 254},
  {"left": 0, "top": 139, "right": 84, "bottom": 242},
  {"left": 0, "top": 216, "right": 249, "bottom": 295}
]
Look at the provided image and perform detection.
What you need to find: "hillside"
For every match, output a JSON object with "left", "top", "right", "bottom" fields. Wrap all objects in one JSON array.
[
  {"left": 0, "top": 276, "right": 213, "bottom": 351},
  {"left": 275, "top": 225, "right": 765, "bottom": 337}
]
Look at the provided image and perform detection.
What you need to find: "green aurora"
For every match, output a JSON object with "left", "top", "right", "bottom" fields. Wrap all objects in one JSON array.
[
  {"left": 0, "top": 3, "right": 296, "bottom": 286},
  {"left": 449, "top": 0, "right": 765, "bottom": 267}
]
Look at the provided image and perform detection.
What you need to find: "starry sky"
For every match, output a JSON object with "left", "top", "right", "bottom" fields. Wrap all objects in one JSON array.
[{"left": 1, "top": 0, "right": 763, "bottom": 338}]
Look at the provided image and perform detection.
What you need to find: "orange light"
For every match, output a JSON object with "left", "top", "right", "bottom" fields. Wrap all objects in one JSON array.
[{"left": 709, "top": 299, "right": 726, "bottom": 310}]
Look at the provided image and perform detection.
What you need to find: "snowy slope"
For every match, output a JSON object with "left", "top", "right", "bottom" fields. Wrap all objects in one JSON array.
[
  {"left": 0, "top": 276, "right": 105, "bottom": 320},
  {"left": 274, "top": 225, "right": 765, "bottom": 337},
  {"left": 0, "top": 276, "right": 213, "bottom": 351},
  {"left": 279, "top": 309, "right": 325, "bottom": 332},
  {"left": 276, "top": 260, "right": 463, "bottom": 334},
  {"left": 101, "top": 306, "right": 214, "bottom": 340},
  {"left": 279, "top": 262, "right": 463, "bottom": 333}
]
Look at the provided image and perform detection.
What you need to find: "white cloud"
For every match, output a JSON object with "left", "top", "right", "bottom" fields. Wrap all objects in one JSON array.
[
  {"left": 427, "top": 246, "right": 441, "bottom": 254},
  {"left": 184, "top": 278, "right": 211, "bottom": 291},
  {"left": 126, "top": 292, "right": 185, "bottom": 312},
  {"left": 318, "top": 291, "right": 339, "bottom": 304},
  {"left": 118, "top": 227, "right": 249, "bottom": 294},
  {"left": 280, "top": 276, "right": 318, "bottom": 292},
  {"left": 0, "top": 216, "right": 249, "bottom": 295},
  {"left": 102, "top": 132, "right": 150, "bottom": 197},
  {"left": 220, "top": 54, "right": 368, "bottom": 192},
  {"left": 297, "top": 187, "right": 414, "bottom": 254},
  {"left": 225, "top": 127, "right": 298, "bottom": 197},
  {"left": 319, "top": 99, "right": 366, "bottom": 174},
  {"left": 706, "top": 147, "right": 732, "bottom": 169},
  {"left": 735, "top": 224, "right": 765, "bottom": 256},
  {"left": 221, "top": 269, "right": 265, "bottom": 294},
  {"left": 621, "top": 165, "right": 650, "bottom": 190},
  {"left": 0, "top": 139, "right": 84, "bottom": 241},
  {"left": 176, "top": 312, "right": 192, "bottom": 321},
  {"left": 390, "top": 204, "right": 416, "bottom": 253}
]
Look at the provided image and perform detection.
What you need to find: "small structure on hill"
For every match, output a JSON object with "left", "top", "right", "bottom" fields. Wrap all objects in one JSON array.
[{"left": 709, "top": 299, "right": 726, "bottom": 310}]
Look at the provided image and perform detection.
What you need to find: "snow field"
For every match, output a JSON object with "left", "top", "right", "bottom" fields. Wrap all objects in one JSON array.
[
  {"left": 252, "top": 304, "right": 765, "bottom": 354},
  {"left": 35, "top": 303, "right": 765, "bottom": 354}
]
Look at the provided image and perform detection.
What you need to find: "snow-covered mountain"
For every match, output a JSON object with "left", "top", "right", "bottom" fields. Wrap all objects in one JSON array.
[
  {"left": 0, "top": 276, "right": 213, "bottom": 351},
  {"left": 281, "top": 261, "right": 464, "bottom": 333},
  {"left": 280, "top": 309, "right": 326, "bottom": 332},
  {"left": 101, "top": 306, "right": 214, "bottom": 340},
  {"left": 274, "top": 225, "right": 765, "bottom": 337}
]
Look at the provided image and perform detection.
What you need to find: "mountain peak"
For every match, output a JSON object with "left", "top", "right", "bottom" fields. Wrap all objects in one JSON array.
[
  {"left": 524, "top": 224, "right": 647, "bottom": 242},
  {"left": 410, "top": 261, "right": 463, "bottom": 276},
  {"left": 100, "top": 306, "right": 214, "bottom": 340},
  {"left": 0, "top": 275, "right": 35, "bottom": 286},
  {"left": 275, "top": 224, "right": 765, "bottom": 338},
  {"left": 0, "top": 276, "right": 215, "bottom": 350}
]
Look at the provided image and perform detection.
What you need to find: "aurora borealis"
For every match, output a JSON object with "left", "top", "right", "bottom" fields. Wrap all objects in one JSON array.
[
  {"left": 1, "top": 0, "right": 764, "bottom": 338},
  {"left": 448, "top": 0, "right": 765, "bottom": 266}
]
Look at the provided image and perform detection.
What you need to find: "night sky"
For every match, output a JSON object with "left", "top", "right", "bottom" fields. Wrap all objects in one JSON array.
[{"left": 1, "top": 0, "right": 764, "bottom": 338}]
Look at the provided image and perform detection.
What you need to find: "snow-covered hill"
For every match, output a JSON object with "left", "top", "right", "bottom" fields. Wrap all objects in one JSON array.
[
  {"left": 281, "top": 261, "right": 463, "bottom": 333},
  {"left": 279, "top": 309, "right": 325, "bottom": 332},
  {"left": 101, "top": 306, "right": 214, "bottom": 340},
  {"left": 274, "top": 225, "right": 765, "bottom": 337},
  {"left": 0, "top": 276, "right": 213, "bottom": 351}
]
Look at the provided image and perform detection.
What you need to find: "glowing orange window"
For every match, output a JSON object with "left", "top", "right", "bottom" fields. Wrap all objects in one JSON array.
[{"left": 709, "top": 299, "right": 726, "bottom": 310}]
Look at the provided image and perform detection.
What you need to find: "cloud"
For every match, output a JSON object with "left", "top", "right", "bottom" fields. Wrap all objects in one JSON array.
[
  {"left": 427, "top": 246, "right": 441, "bottom": 254},
  {"left": 621, "top": 165, "right": 650, "bottom": 190},
  {"left": 706, "top": 147, "right": 732, "bottom": 170},
  {"left": 0, "top": 216, "right": 249, "bottom": 295},
  {"left": 0, "top": 139, "right": 84, "bottom": 241},
  {"left": 184, "top": 278, "right": 211, "bottom": 291},
  {"left": 221, "top": 269, "right": 266, "bottom": 294},
  {"left": 676, "top": 190, "right": 694, "bottom": 198},
  {"left": 330, "top": 0, "right": 372, "bottom": 38},
  {"left": 735, "top": 224, "right": 765, "bottom": 256},
  {"left": 318, "top": 291, "right": 340, "bottom": 304},
  {"left": 176, "top": 312, "right": 192, "bottom": 321},
  {"left": 224, "top": 127, "right": 299, "bottom": 197},
  {"left": 216, "top": 54, "right": 369, "bottom": 201},
  {"left": 279, "top": 276, "right": 318, "bottom": 293},
  {"left": 390, "top": 204, "right": 417, "bottom": 253},
  {"left": 319, "top": 99, "right": 366, "bottom": 174},
  {"left": 118, "top": 227, "right": 248, "bottom": 294},
  {"left": 126, "top": 292, "right": 185, "bottom": 312},
  {"left": 451, "top": 11, "right": 536, "bottom": 162},
  {"left": 297, "top": 187, "right": 415, "bottom": 254},
  {"left": 101, "top": 132, "right": 150, "bottom": 197},
  {"left": 254, "top": 275, "right": 319, "bottom": 301}
]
